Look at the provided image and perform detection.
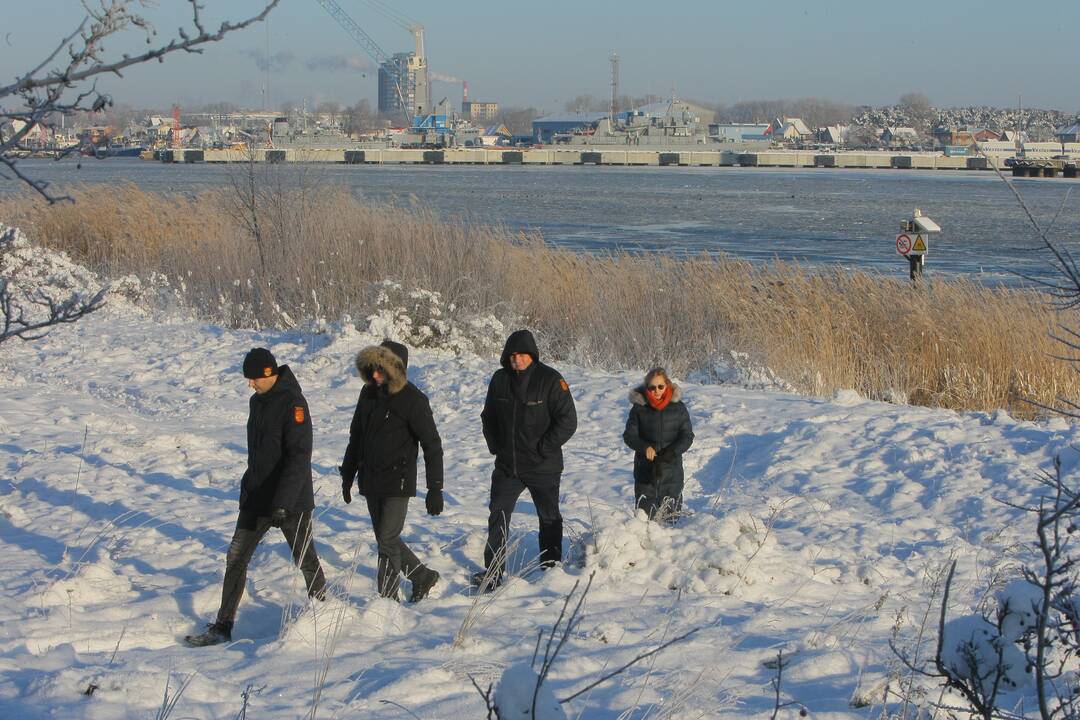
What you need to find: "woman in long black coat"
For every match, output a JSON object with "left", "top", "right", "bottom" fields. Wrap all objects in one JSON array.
[{"left": 623, "top": 367, "right": 694, "bottom": 522}]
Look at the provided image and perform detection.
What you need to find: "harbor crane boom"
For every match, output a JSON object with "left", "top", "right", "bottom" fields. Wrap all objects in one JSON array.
[
  {"left": 311, "top": 0, "right": 430, "bottom": 123},
  {"left": 311, "top": 0, "right": 411, "bottom": 122}
]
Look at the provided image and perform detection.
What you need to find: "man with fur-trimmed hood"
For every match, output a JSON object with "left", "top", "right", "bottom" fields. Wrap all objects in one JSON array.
[
  {"left": 340, "top": 340, "right": 444, "bottom": 602},
  {"left": 475, "top": 329, "right": 577, "bottom": 590}
]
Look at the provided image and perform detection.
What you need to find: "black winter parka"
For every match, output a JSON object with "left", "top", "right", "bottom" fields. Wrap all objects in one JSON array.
[
  {"left": 240, "top": 365, "right": 316, "bottom": 515},
  {"left": 623, "top": 384, "right": 694, "bottom": 491},
  {"left": 340, "top": 344, "right": 443, "bottom": 497},
  {"left": 481, "top": 330, "right": 577, "bottom": 483}
]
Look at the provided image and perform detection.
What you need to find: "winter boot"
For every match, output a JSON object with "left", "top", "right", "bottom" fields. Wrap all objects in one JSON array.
[
  {"left": 470, "top": 568, "right": 503, "bottom": 593},
  {"left": 409, "top": 568, "right": 440, "bottom": 603},
  {"left": 184, "top": 621, "right": 232, "bottom": 647}
]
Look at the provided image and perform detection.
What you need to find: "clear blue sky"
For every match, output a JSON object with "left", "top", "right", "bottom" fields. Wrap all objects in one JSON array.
[{"left": 2, "top": 0, "right": 1078, "bottom": 113}]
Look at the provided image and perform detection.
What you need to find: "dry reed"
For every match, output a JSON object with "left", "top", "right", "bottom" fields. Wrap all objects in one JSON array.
[{"left": 1, "top": 181, "right": 1074, "bottom": 417}]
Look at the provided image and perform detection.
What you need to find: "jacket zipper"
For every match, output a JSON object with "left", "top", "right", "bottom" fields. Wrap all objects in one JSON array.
[{"left": 511, "top": 391, "right": 519, "bottom": 478}]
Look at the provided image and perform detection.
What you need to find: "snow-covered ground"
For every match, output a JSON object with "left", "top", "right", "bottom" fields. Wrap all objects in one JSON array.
[{"left": 1, "top": 240, "right": 1077, "bottom": 718}]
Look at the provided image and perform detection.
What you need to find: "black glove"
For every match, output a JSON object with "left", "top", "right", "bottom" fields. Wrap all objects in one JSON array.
[
  {"left": 657, "top": 447, "right": 676, "bottom": 463},
  {"left": 425, "top": 488, "right": 444, "bottom": 516},
  {"left": 269, "top": 507, "right": 288, "bottom": 528},
  {"left": 339, "top": 465, "right": 353, "bottom": 504}
]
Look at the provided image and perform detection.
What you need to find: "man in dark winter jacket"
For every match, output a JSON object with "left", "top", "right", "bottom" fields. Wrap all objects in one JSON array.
[
  {"left": 186, "top": 348, "right": 327, "bottom": 647},
  {"left": 475, "top": 330, "right": 577, "bottom": 590},
  {"left": 340, "top": 340, "right": 444, "bottom": 602}
]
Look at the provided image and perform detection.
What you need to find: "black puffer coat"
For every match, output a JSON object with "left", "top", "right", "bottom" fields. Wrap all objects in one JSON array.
[
  {"left": 240, "top": 365, "right": 315, "bottom": 515},
  {"left": 481, "top": 330, "right": 577, "bottom": 483},
  {"left": 622, "top": 384, "right": 694, "bottom": 491},
  {"left": 340, "top": 342, "right": 444, "bottom": 498}
]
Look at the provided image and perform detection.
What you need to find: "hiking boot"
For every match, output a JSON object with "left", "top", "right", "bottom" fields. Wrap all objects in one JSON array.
[
  {"left": 410, "top": 568, "right": 440, "bottom": 603},
  {"left": 470, "top": 569, "right": 503, "bottom": 593},
  {"left": 184, "top": 621, "right": 232, "bottom": 647}
]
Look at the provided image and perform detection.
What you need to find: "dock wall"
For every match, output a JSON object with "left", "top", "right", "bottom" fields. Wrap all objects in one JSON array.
[{"left": 161, "top": 148, "right": 1077, "bottom": 174}]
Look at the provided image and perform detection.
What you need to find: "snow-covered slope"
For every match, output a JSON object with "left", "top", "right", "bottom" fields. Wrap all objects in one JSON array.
[{"left": 1, "top": 250, "right": 1076, "bottom": 718}]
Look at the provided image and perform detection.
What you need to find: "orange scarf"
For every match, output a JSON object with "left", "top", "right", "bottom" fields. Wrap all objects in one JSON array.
[{"left": 646, "top": 384, "right": 673, "bottom": 411}]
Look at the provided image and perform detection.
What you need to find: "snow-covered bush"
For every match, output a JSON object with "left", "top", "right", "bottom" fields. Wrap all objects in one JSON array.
[
  {"left": 364, "top": 279, "right": 506, "bottom": 357},
  {"left": 493, "top": 664, "right": 566, "bottom": 720},
  {"left": 0, "top": 224, "right": 105, "bottom": 343},
  {"left": 899, "top": 455, "right": 1080, "bottom": 720}
]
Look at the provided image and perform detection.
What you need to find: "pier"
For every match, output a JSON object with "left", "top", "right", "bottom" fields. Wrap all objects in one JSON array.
[
  {"left": 157, "top": 147, "right": 1077, "bottom": 174},
  {"left": 1009, "top": 159, "right": 1080, "bottom": 178}
]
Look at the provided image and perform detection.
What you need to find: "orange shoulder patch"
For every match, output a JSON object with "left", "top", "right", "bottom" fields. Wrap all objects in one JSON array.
[
  {"left": 294, "top": 406, "right": 306, "bottom": 424},
  {"left": 559, "top": 379, "right": 570, "bottom": 392}
]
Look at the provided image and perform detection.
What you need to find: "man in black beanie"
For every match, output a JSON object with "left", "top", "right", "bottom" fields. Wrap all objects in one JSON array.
[
  {"left": 474, "top": 329, "right": 577, "bottom": 591},
  {"left": 185, "top": 348, "right": 327, "bottom": 646},
  {"left": 340, "top": 340, "right": 444, "bottom": 602}
]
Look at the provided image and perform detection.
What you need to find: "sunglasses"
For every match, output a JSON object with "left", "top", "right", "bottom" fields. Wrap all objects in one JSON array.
[{"left": 647, "top": 384, "right": 666, "bottom": 392}]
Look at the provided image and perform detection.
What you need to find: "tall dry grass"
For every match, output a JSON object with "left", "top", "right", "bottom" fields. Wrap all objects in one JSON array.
[{"left": 1, "top": 179, "right": 1075, "bottom": 417}]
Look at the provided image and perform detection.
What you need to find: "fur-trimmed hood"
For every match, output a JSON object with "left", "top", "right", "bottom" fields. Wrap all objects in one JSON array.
[
  {"left": 629, "top": 383, "right": 682, "bottom": 406},
  {"left": 356, "top": 344, "right": 408, "bottom": 394}
]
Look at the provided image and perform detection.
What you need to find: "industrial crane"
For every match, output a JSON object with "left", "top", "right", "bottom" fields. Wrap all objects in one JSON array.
[{"left": 311, "top": 0, "right": 430, "bottom": 124}]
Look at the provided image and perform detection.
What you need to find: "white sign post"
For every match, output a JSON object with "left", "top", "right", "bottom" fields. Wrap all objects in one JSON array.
[{"left": 896, "top": 209, "right": 940, "bottom": 281}]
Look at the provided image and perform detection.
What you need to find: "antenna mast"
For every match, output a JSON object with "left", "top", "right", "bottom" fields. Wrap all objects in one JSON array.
[{"left": 610, "top": 52, "right": 619, "bottom": 123}]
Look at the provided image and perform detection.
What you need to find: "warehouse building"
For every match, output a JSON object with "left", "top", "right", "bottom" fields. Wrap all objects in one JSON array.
[{"left": 532, "top": 112, "right": 609, "bottom": 143}]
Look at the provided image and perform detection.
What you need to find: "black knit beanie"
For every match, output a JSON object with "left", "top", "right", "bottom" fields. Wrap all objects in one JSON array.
[{"left": 243, "top": 348, "right": 278, "bottom": 379}]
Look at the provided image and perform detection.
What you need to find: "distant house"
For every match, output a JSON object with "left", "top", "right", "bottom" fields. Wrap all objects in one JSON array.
[
  {"left": 481, "top": 123, "right": 513, "bottom": 146},
  {"left": 766, "top": 116, "right": 812, "bottom": 142},
  {"left": 1056, "top": 122, "right": 1080, "bottom": 143},
  {"left": 818, "top": 125, "right": 850, "bottom": 145},
  {"left": 2, "top": 119, "right": 51, "bottom": 147},
  {"left": 933, "top": 125, "right": 1001, "bottom": 146},
  {"left": 881, "top": 126, "right": 920, "bottom": 146}
]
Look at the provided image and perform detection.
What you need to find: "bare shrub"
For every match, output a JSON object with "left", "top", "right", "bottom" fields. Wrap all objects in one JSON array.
[{"left": 1, "top": 185, "right": 1075, "bottom": 416}]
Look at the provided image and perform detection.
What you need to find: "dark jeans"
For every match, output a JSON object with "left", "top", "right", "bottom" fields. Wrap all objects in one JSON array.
[
  {"left": 366, "top": 495, "right": 427, "bottom": 598},
  {"left": 216, "top": 509, "right": 326, "bottom": 626},
  {"left": 484, "top": 470, "right": 563, "bottom": 574}
]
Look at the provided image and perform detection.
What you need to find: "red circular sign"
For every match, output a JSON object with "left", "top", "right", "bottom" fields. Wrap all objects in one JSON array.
[{"left": 896, "top": 233, "right": 912, "bottom": 255}]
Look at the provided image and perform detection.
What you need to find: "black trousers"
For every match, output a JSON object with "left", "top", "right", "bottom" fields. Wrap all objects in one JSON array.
[
  {"left": 216, "top": 509, "right": 326, "bottom": 626},
  {"left": 484, "top": 470, "right": 563, "bottom": 573},
  {"left": 366, "top": 495, "right": 426, "bottom": 598}
]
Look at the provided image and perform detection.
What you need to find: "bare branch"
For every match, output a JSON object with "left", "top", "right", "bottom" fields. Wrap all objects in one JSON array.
[
  {"left": 2, "top": 0, "right": 280, "bottom": 202},
  {"left": 559, "top": 626, "right": 700, "bottom": 704}
]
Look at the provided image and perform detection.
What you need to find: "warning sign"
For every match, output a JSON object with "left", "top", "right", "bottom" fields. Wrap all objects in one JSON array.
[
  {"left": 910, "top": 233, "right": 928, "bottom": 256},
  {"left": 896, "top": 233, "right": 912, "bottom": 256}
]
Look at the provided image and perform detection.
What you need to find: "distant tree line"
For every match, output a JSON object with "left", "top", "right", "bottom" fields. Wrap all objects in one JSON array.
[{"left": 712, "top": 97, "right": 856, "bottom": 128}]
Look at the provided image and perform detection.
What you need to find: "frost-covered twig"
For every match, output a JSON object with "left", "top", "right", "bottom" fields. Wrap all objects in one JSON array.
[
  {"left": 534, "top": 574, "right": 594, "bottom": 717},
  {"left": 454, "top": 533, "right": 529, "bottom": 648},
  {"left": 468, "top": 674, "right": 497, "bottom": 719},
  {"left": 767, "top": 650, "right": 807, "bottom": 720},
  {"left": 1, "top": 1, "right": 280, "bottom": 203},
  {"left": 559, "top": 626, "right": 701, "bottom": 705},
  {"left": 154, "top": 672, "right": 194, "bottom": 720},
  {"left": 307, "top": 537, "right": 364, "bottom": 720}
]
